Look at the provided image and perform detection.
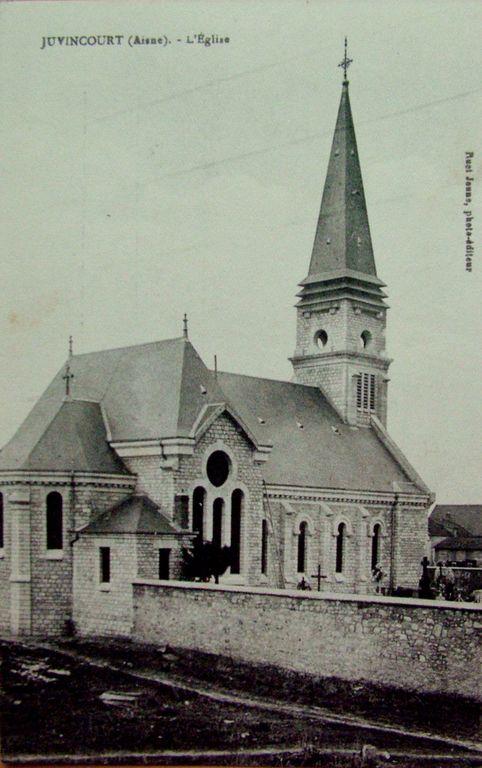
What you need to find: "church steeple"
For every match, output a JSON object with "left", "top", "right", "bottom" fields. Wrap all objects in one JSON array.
[
  {"left": 291, "top": 46, "right": 391, "bottom": 427},
  {"left": 308, "top": 77, "right": 377, "bottom": 279}
]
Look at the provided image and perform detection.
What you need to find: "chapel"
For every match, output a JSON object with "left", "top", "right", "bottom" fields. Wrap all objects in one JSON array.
[{"left": 0, "top": 58, "right": 433, "bottom": 636}]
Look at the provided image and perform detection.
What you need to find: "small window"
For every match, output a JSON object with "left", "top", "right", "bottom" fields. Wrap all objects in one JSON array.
[
  {"left": 100, "top": 547, "right": 111, "bottom": 583},
  {"left": 0, "top": 493, "right": 4, "bottom": 549},
  {"left": 371, "top": 524, "right": 381, "bottom": 571},
  {"left": 158, "top": 549, "right": 171, "bottom": 580},
  {"left": 46, "top": 492, "right": 63, "bottom": 550},
  {"left": 261, "top": 519, "right": 268, "bottom": 575},
  {"left": 336, "top": 523, "right": 346, "bottom": 574},
  {"left": 360, "top": 330, "right": 372, "bottom": 349},
  {"left": 356, "top": 373, "right": 376, "bottom": 412},
  {"left": 297, "top": 521, "right": 308, "bottom": 573},
  {"left": 315, "top": 329, "right": 328, "bottom": 349}
]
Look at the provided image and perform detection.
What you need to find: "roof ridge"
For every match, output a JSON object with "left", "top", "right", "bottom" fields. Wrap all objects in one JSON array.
[
  {"left": 216, "top": 370, "right": 321, "bottom": 390},
  {"left": 71, "top": 336, "right": 185, "bottom": 359}
]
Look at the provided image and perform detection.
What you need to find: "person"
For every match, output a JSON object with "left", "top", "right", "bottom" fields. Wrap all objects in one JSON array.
[
  {"left": 297, "top": 577, "right": 311, "bottom": 590},
  {"left": 371, "top": 563, "right": 386, "bottom": 594}
]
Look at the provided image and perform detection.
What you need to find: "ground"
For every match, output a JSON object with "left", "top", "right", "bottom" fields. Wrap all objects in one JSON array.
[{"left": 0, "top": 637, "right": 480, "bottom": 766}]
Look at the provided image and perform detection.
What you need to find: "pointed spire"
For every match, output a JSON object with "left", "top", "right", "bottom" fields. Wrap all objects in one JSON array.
[{"left": 307, "top": 55, "right": 377, "bottom": 281}]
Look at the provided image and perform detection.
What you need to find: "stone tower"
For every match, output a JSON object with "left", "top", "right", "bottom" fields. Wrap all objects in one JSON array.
[{"left": 291, "top": 63, "right": 391, "bottom": 427}]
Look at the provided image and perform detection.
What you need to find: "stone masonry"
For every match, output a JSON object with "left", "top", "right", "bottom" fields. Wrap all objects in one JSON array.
[{"left": 133, "top": 581, "right": 482, "bottom": 700}]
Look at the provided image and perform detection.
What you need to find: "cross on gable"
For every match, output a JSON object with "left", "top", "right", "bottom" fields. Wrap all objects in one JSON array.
[{"left": 63, "top": 364, "right": 74, "bottom": 397}]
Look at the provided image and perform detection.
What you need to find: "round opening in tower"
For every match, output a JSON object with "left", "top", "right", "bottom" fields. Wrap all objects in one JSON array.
[
  {"left": 315, "top": 330, "right": 328, "bottom": 349},
  {"left": 360, "top": 330, "right": 372, "bottom": 349},
  {"left": 206, "top": 450, "right": 231, "bottom": 487}
]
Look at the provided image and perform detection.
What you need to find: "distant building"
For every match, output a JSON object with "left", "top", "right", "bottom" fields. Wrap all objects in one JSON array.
[
  {"left": 0, "top": 64, "right": 433, "bottom": 636},
  {"left": 429, "top": 505, "right": 482, "bottom": 565}
]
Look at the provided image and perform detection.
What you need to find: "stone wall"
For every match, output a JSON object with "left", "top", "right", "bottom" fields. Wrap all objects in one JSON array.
[
  {"left": 0, "top": 478, "right": 133, "bottom": 635},
  {"left": 0, "top": 490, "right": 11, "bottom": 631},
  {"left": 133, "top": 581, "right": 482, "bottom": 700},
  {"left": 73, "top": 532, "right": 191, "bottom": 636},
  {"left": 73, "top": 533, "right": 137, "bottom": 637}
]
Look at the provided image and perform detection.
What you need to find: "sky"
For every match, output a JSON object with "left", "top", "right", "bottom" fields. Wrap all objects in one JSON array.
[{"left": 0, "top": 0, "right": 480, "bottom": 503}]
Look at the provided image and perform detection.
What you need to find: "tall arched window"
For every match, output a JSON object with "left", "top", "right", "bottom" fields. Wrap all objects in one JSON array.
[
  {"left": 261, "top": 519, "right": 268, "bottom": 575},
  {"left": 335, "top": 522, "right": 346, "bottom": 574},
  {"left": 46, "top": 492, "right": 63, "bottom": 550},
  {"left": 212, "top": 498, "right": 224, "bottom": 549},
  {"left": 230, "top": 489, "right": 243, "bottom": 575},
  {"left": 192, "top": 486, "right": 205, "bottom": 540},
  {"left": 371, "top": 523, "right": 381, "bottom": 571},
  {"left": 297, "top": 521, "right": 307, "bottom": 574},
  {"left": 0, "top": 492, "right": 4, "bottom": 549}
]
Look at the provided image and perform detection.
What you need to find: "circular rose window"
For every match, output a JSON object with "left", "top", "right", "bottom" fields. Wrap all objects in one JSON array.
[{"left": 206, "top": 450, "right": 231, "bottom": 487}]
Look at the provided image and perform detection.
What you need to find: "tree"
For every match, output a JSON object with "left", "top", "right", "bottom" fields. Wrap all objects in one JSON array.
[{"left": 182, "top": 539, "right": 232, "bottom": 584}]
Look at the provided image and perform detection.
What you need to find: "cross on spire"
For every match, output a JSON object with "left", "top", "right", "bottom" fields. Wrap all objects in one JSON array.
[
  {"left": 63, "top": 363, "right": 74, "bottom": 397},
  {"left": 183, "top": 313, "right": 189, "bottom": 339},
  {"left": 68, "top": 335, "right": 73, "bottom": 358},
  {"left": 338, "top": 37, "right": 353, "bottom": 82}
]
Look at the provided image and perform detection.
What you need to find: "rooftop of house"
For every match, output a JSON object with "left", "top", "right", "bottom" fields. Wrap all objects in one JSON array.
[
  {"left": 434, "top": 536, "right": 482, "bottom": 553},
  {"left": 429, "top": 505, "right": 482, "bottom": 538}
]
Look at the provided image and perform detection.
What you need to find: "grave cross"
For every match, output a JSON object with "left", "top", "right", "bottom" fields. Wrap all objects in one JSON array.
[
  {"left": 310, "top": 564, "right": 327, "bottom": 592},
  {"left": 63, "top": 363, "right": 74, "bottom": 397}
]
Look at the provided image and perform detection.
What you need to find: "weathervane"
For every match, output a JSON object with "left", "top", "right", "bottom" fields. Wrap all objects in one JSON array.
[
  {"left": 338, "top": 37, "right": 353, "bottom": 82},
  {"left": 183, "top": 313, "right": 189, "bottom": 339}
]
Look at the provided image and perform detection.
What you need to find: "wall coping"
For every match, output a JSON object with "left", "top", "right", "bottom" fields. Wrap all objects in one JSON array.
[{"left": 132, "top": 579, "right": 482, "bottom": 613}]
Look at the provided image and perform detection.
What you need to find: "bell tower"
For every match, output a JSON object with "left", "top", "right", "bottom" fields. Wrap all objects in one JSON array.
[{"left": 291, "top": 41, "right": 391, "bottom": 427}]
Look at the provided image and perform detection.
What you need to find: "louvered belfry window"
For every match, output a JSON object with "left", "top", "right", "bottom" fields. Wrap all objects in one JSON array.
[{"left": 356, "top": 373, "right": 376, "bottom": 412}]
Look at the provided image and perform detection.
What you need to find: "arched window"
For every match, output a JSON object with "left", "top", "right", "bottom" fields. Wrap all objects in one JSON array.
[
  {"left": 192, "top": 486, "right": 205, "bottom": 540},
  {"left": 46, "top": 492, "right": 63, "bottom": 550},
  {"left": 297, "top": 521, "right": 308, "bottom": 574},
  {"left": 371, "top": 523, "right": 381, "bottom": 571},
  {"left": 230, "top": 489, "right": 243, "bottom": 575},
  {"left": 212, "top": 498, "right": 224, "bottom": 549},
  {"left": 360, "top": 330, "right": 372, "bottom": 349},
  {"left": 335, "top": 522, "right": 346, "bottom": 574},
  {"left": 261, "top": 519, "right": 268, "bottom": 575},
  {"left": 0, "top": 493, "right": 4, "bottom": 549}
]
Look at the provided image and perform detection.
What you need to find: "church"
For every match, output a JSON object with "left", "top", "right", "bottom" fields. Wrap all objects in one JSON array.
[{"left": 0, "top": 56, "right": 433, "bottom": 636}]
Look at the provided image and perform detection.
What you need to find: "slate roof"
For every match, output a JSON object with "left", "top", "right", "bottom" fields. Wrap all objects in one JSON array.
[
  {"left": 307, "top": 81, "right": 376, "bottom": 279},
  {"left": 429, "top": 505, "right": 482, "bottom": 538},
  {"left": 0, "top": 399, "right": 128, "bottom": 474},
  {"left": 0, "top": 337, "right": 427, "bottom": 494},
  {"left": 0, "top": 338, "right": 225, "bottom": 472},
  {"left": 297, "top": 81, "right": 387, "bottom": 310},
  {"left": 81, "top": 494, "right": 181, "bottom": 535},
  {"left": 434, "top": 536, "right": 482, "bottom": 553},
  {"left": 216, "top": 371, "right": 420, "bottom": 493}
]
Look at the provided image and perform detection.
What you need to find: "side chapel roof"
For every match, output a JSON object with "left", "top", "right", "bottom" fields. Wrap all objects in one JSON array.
[{"left": 81, "top": 494, "right": 181, "bottom": 535}]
